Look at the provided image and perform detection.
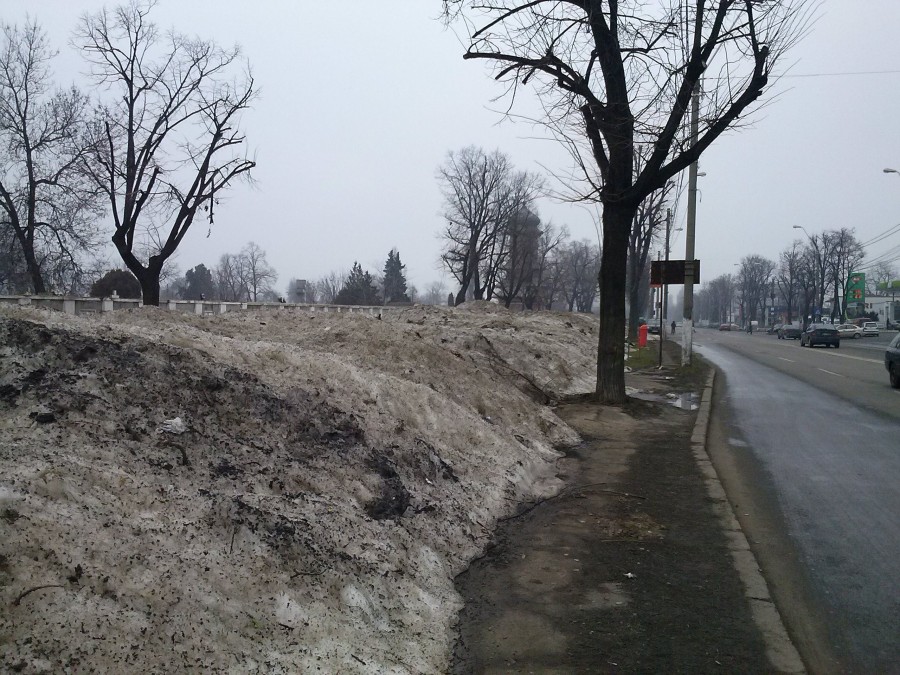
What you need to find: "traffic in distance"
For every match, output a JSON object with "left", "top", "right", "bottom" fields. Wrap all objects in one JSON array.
[{"left": 712, "top": 317, "right": 900, "bottom": 389}]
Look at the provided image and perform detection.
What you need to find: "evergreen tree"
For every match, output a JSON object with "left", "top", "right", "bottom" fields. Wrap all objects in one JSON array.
[
  {"left": 184, "top": 264, "right": 216, "bottom": 300},
  {"left": 335, "top": 262, "right": 381, "bottom": 305},
  {"left": 382, "top": 249, "right": 410, "bottom": 304}
]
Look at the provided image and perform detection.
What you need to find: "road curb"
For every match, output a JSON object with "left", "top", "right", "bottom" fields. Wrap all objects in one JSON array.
[{"left": 692, "top": 369, "right": 806, "bottom": 674}]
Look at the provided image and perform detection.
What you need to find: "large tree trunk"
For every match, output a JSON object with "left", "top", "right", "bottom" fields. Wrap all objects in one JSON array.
[
  {"left": 595, "top": 203, "right": 633, "bottom": 404},
  {"left": 23, "top": 246, "right": 46, "bottom": 295},
  {"left": 626, "top": 257, "right": 643, "bottom": 340},
  {"left": 10, "top": 224, "right": 46, "bottom": 294},
  {"left": 139, "top": 274, "right": 161, "bottom": 306}
]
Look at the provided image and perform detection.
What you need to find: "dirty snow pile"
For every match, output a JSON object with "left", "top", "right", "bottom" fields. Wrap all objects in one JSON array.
[{"left": 0, "top": 302, "right": 599, "bottom": 673}]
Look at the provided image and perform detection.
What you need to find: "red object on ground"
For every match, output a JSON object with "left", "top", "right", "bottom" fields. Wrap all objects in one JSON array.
[{"left": 638, "top": 323, "right": 648, "bottom": 348}]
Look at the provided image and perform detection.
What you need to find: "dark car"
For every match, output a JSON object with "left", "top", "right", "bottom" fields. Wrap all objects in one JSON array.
[
  {"left": 886, "top": 333, "right": 900, "bottom": 389},
  {"left": 800, "top": 323, "right": 840, "bottom": 348},
  {"left": 778, "top": 324, "right": 802, "bottom": 340}
]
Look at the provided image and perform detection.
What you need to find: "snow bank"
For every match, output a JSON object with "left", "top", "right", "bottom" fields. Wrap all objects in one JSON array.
[{"left": 0, "top": 303, "right": 598, "bottom": 673}]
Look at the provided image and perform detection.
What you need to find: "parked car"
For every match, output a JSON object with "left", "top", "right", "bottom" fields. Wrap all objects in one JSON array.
[
  {"left": 767, "top": 323, "right": 783, "bottom": 335},
  {"left": 778, "top": 324, "right": 802, "bottom": 340},
  {"left": 718, "top": 323, "right": 740, "bottom": 331},
  {"left": 886, "top": 333, "right": 900, "bottom": 388},
  {"left": 648, "top": 322, "right": 661, "bottom": 335},
  {"left": 800, "top": 323, "right": 840, "bottom": 348},
  {"left": 862, "top": 321, "right": 880, "bottom": 337},
  {"left": 835, "top": 323, "right": 863, "bottom": 339}
]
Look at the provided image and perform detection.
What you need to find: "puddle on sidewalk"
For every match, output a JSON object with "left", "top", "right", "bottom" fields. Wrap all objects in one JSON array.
[{"left": 629, "top": 390, "right": 699, "bottom": 411}]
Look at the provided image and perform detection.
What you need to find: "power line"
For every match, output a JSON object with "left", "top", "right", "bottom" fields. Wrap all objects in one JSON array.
[
  {"left": 860, "top": 222, "right": 900, "bottom": 249},
  {"left": 780, "top": 69, "right": 900, "bottom": 79}
]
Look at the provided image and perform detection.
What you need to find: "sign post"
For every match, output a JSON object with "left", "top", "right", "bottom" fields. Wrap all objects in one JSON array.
[{"left": 650, "top": 259, "right": 701, "bottom": 366}]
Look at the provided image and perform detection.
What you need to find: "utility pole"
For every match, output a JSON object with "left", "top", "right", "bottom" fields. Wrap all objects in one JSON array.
[
  {"left": 682, "top": 80, "right": 700, "bottom": 366},
  {"left": 658, "top": 250, "right": 664, "bottom": 367},
  {"left": 664, "top": 208, "right": 672, "bottom": 324}
]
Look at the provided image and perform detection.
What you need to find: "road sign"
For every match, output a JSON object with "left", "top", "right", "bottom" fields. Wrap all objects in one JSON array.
[{"left": 651, "top": 259, "right": 701, "bottom": 285}]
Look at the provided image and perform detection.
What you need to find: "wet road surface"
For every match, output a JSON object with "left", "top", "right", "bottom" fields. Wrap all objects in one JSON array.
[{"left": 697, "top": 338, "right": 900, "bottom": 673}]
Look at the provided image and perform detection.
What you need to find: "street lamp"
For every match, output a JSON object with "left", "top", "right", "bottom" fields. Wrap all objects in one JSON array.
[{"left": 793, "top": 225, "right": 822, "bottom": 327}]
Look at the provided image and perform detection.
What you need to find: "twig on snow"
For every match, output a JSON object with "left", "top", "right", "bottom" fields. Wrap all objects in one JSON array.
[{"left": 12, "top": 584, "right": 65, "bottom": 606}]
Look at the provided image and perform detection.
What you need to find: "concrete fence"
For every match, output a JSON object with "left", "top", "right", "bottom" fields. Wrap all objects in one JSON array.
[{"left": 0, "top": 295, "right": 401, "bottom": 318}]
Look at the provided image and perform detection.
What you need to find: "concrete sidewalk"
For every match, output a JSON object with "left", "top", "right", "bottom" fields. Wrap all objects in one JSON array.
[{"left": 452, "top": 348, "right": 804, "bottom": 673}]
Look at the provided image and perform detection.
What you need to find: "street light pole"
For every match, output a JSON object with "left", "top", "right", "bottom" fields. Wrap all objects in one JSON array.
[
  {"left": 793, "top": 224, "right": 820, "bottom": 327},
  {"left": 884, "top": 169, "right": 900, "bottom": 328},
  {"left": 664, "top": 208, "right": 672, "bottom": 329}
]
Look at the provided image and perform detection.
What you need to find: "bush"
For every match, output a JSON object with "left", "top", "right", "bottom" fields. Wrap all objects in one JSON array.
[{"left": 90, "top": 269, "right": 142, "bottom": 299}]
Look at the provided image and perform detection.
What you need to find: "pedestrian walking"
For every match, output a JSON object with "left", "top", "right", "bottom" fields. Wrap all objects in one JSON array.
[{"left": 671, "top": 320, "right": 676, "bottom": 335}]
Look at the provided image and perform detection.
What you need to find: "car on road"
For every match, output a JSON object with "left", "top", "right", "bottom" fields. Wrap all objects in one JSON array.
[
  {"left": 647, "top": 322, "right": 661, "bottom": 335},
  {"left": 887, "top": 333, "right": 900, "bottom": 388},
  {"left": 718, "top": 323, "right": 740, "bottom": 331},
  {"left": 778, "top": 324, "right": 802, "bottom": 340},
  {"left": 800, "top": 323, "right": 840, "bottom": 348},
  {"left": 836, "top": 323, "right": 863, "bottom": 339},
  {"left": 862, "top": 321, "right": 880, "bottom": 337},
  {"left": 767, "top": 323, "right": 783, "bottom": 335}
]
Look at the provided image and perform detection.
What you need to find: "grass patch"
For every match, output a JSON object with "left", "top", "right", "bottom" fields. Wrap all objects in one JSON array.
[
  {"left": 668, "top": 354, "right": 711, "bottom": 390},
  {"left": 626, "top": 346, "right": 658, "bottom": 370}
]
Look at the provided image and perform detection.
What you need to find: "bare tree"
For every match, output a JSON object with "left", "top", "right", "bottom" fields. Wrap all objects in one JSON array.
[
  {"left": 0, "top": 20, "right": 104, "bottom": 294},
  {"left": 803, "top": 231, "right": 838, "bottom": 321},
  {"left": 0, "top": 224, "right": 26, "bottom": 292},
  {"left": 444, "top": 0, "right": 813, "bottom": 402},
  {"left": 522, "top": 222, "right": 567, "bottom": 309},
  {"left": 777, "top": 241, "right": 805, "bottom": 324},
  {"left": 496, "top": 208, "right": 541, "bottom": 308},
  {"left": 696, "top": 273, "right": 733, "bottom": 325},
  {"left": 422, "top": 279, "right": 448, "bottom": 305},
  {"left": 215, "top": 252, "right": 248, "bottom": 302},
  {"left": 241, "top": 241, "right": 277, "bottom": 301},
  {"left": 316, "top": 270, "right": 346, "bottom": 305},
  {"left": 627, "top": 176, "right": 676, "bottom": 338},
  {"left": 75, "top": 1, "right": 256, "bottom": 305},
  {"left": 438, "top": 146, "right": 542, "bottom": 304},
  {"left": 556, "top": 239, "right": 600, "bottom": 312},
  {"left": 825, "top": 228, "right": 864, "bottom": 321},
  {"left": 736, "top": 254, "right": 776, "bottom": 323},
  {"left": 795, "top": 245, "right": 819, "bottom": 327},
  {"left": 867, "top": 261, "right": 898, "bottom": 296}
]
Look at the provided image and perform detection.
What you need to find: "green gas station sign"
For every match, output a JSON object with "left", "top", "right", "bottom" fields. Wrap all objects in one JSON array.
[{"left": 846, "top": 272, "right": 865, "bottom": 304}]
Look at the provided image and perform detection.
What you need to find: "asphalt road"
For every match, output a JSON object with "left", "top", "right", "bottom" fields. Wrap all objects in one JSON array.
[{"left": 693, "top": 328, "right": 899, "bottom": 674}]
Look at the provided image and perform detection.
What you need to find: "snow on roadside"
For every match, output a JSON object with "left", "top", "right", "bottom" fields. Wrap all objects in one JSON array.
[{"left": 0, "top": 303, "right": 598, "bottom": 673}]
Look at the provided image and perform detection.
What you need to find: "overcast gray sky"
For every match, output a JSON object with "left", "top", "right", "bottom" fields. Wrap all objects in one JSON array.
[{"left": 5, "top": 1, "right": 900, "bottom": 294}]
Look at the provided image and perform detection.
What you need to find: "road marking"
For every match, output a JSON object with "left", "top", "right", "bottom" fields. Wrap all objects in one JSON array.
[
  {"left": 822, "top": 352, "right": 883, "bottom": 365},
  {"left": 778, "top": 357, "right": 795, "bottom": 363},
  {"left": 818, "top": 368, "right": 844, "bottom": 377}
]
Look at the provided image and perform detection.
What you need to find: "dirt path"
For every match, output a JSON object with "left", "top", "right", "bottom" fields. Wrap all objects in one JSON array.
[{"left": 452, "top": 392, "right": 775, "bottom": 673}]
